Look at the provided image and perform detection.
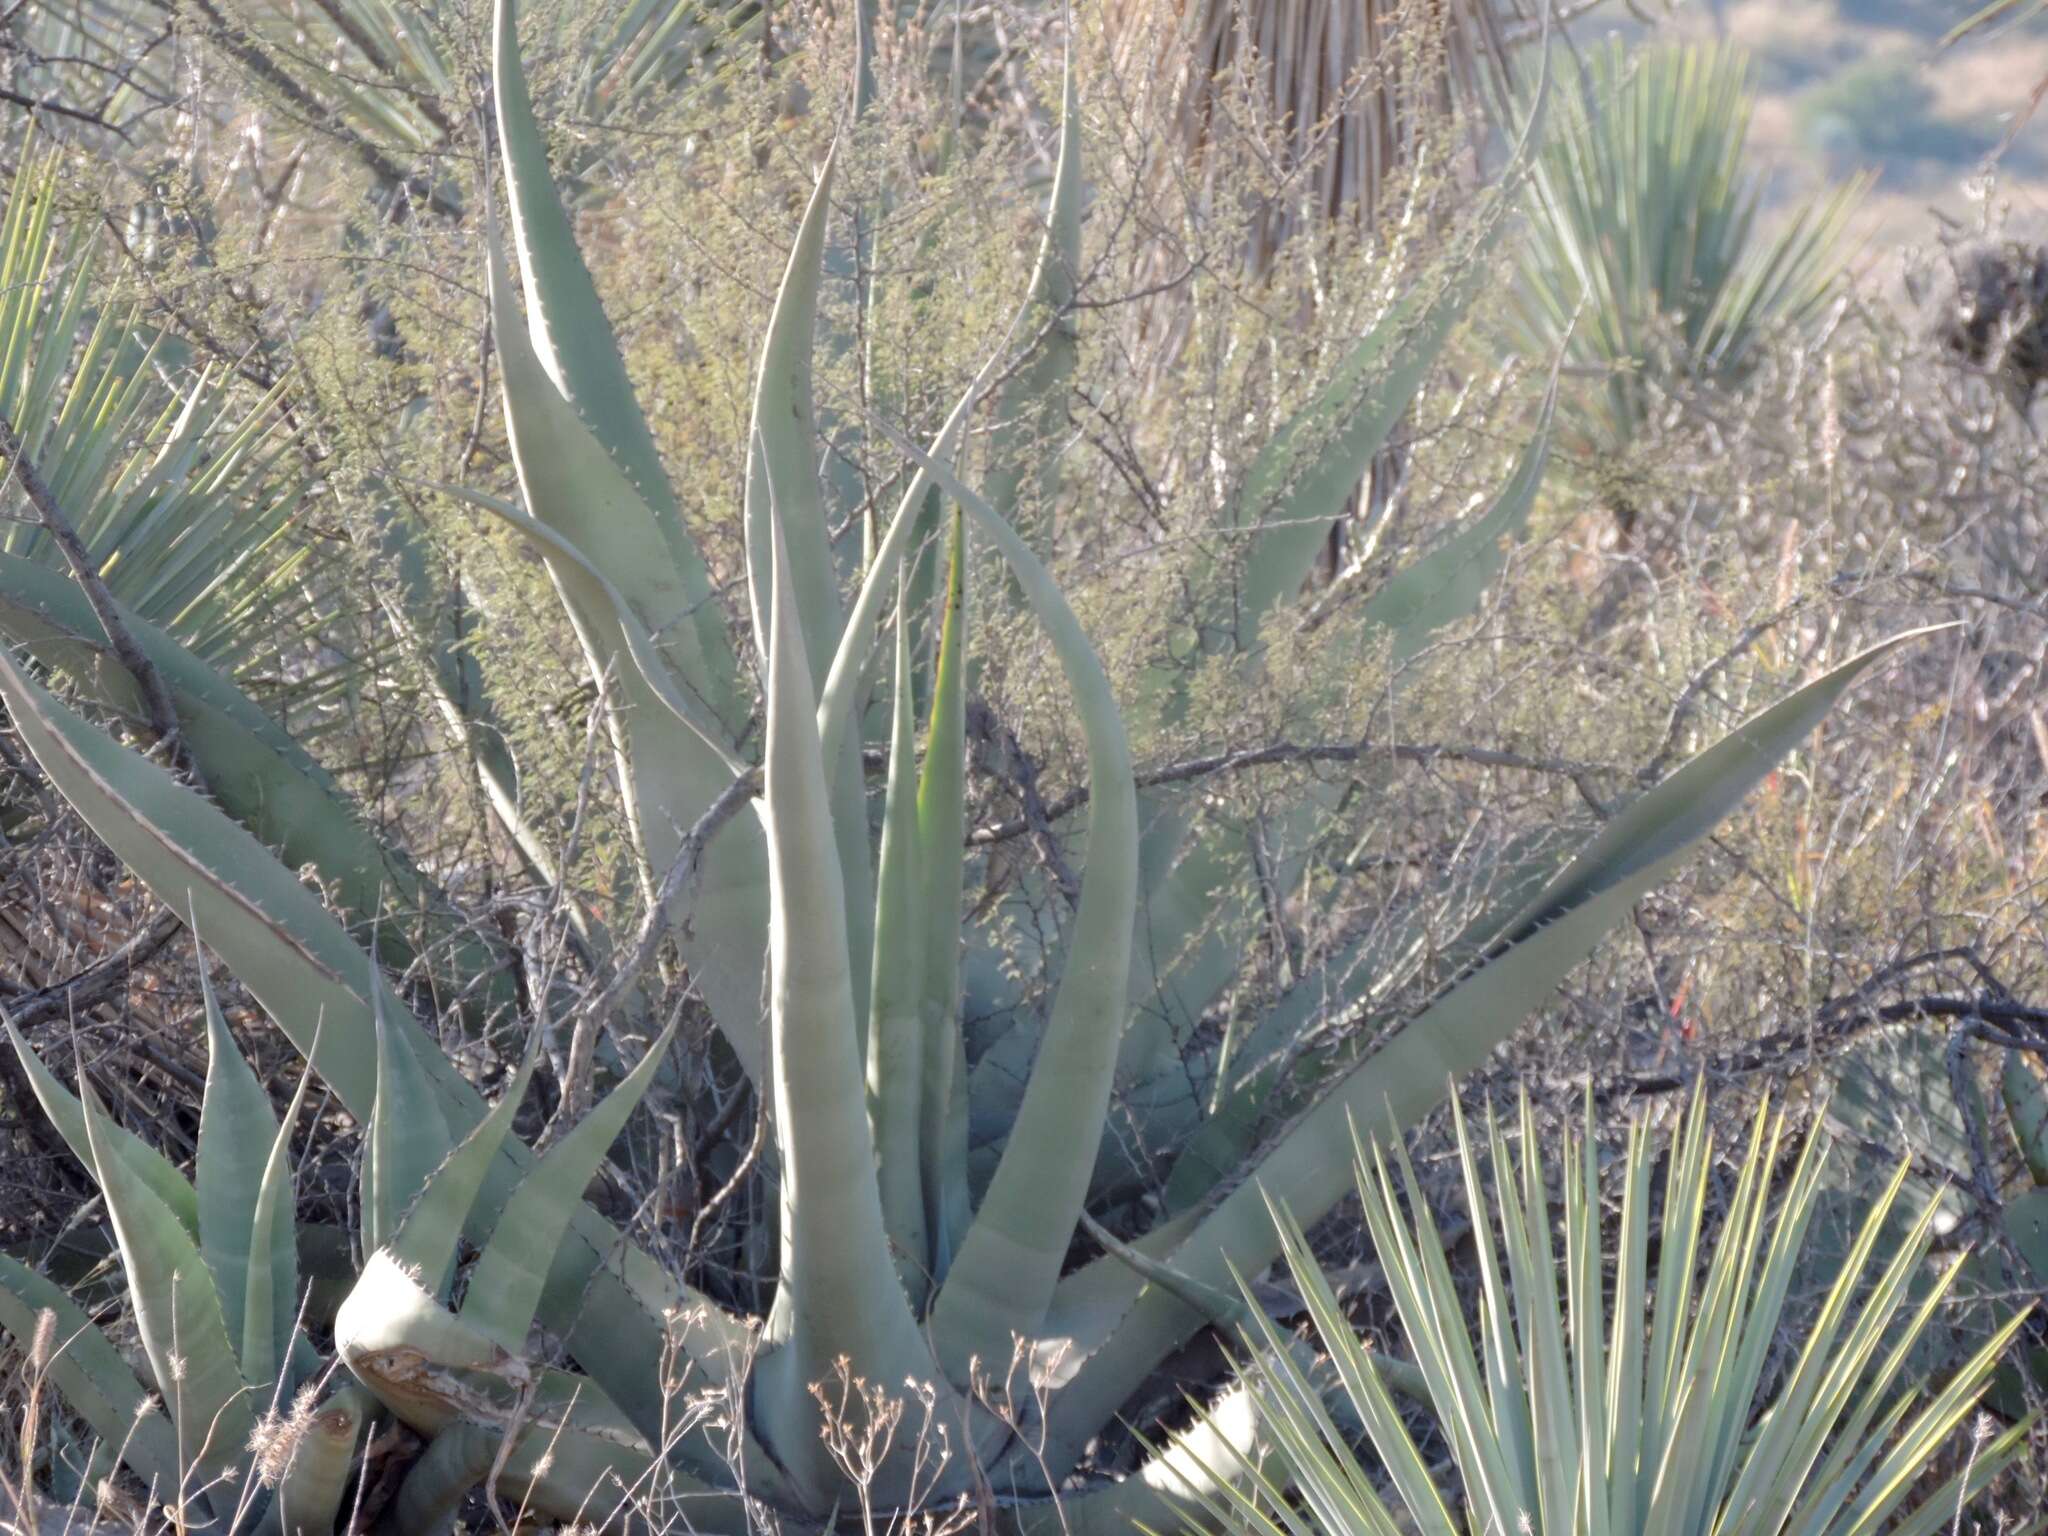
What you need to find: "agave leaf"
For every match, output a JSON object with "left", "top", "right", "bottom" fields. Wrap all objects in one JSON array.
[
  {"left": 1035, "top": 628, "right": 1937, "bottom": 1475},
  {"left": 817, "top": 356, "right": 995, "bottom": 769},
  {"left": 1007, "top": 378, "right": 1557, "bottom": 1151},
  {"left": 485, "top": 210, "right": 737, "bottom": 731},
  {"left": 389, "top": 1419, "right": 500, "bottom": 1535},
  {"left": 79, "top": 1075, "right": 253, "bottom": 1507},
  {"left": 984, "top": 49, "right": 1082, "bottom": 542},
  {"left": 1360, "top": 372, "right": 1556, "bottom": 669},
  {"left": 915, "top": 510, "right": 973, "bottom": 1278},
  {"left": 0, "top": 646, "right": 450, "bottom": 1117},
  {"left": 928, "top": 487, "right": 1141, "bottom": 1378},
  {"left": 483, "top": 232, "right": 770, "bottom": 1075},
  {"left": 6, "top": 1018, "right": 198, "bottom": 1236},
  {"left": 738, "top": 148, "right": 876, "bottom": 1026},
  {"left": 868, "top": 574, "right": 931, "bottom": 1300},
  {"left": 492, "top": 0, "right": 681, "bottom": 533},
  {"left": 260, "top": 1382, "right": 369, "bottom": 1536},
  {"left": 0, "top": 650, "right": 764, "bottom": 1468},
  {"left": 751, "top": 508, "right": 933, "bottom": 1501},
  {"left": 366, "top": 977, "right": 454, "bottom": 1255},
  {"left": 446, "top": 482, "right": 742, "bottom": 770},
  {"left": 370, "top": 506, "right": 560, "bottom": 887},
  {"left": 242, "top": 1062, "right": 310, "bottom": 1394},
  {"left": 0, "top": 555, "right": 484, "bottom": 993},
  {"left": 0, "top": 1254, "right": 181, "bottom": 1493},
  {"left": 1232, "top": 149, "right": 1542, "bottom": 641},
  {"left": 460, "top": 1023, "right": 674, "bottom": 1354},
  {"left": 389, "top": 1053, "right": 538, "bottom": 1300},
  {"left": 194, "top": 955, "right": 280, "bottom": 1369},
  {"left": 741, "top": 145, "right": 845, "bottom": 676}
]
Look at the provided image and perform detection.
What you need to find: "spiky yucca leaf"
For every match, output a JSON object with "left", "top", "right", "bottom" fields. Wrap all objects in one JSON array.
[
  {"left": 1512, "top": 41, "right": 1866, "bottom": 468},
  {"left": 1202, "top": 1094, "right": 2031, "bottom": 1536}
]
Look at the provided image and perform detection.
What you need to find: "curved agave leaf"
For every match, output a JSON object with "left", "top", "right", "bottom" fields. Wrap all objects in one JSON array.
[
  {"left": 445, "top": 484, "right": 741, "bottom": 771},
  {"left": 483, "top": 222, "right": 771, "bottom": 1076},
  {"left": 868, "top": 574, "right": 931, "bottom": 1300},
  {"left": 738, "top": 148, "right": 876, "bottom": 1030},
  {"left": 742, "top": 146, "right": 846, "bottom": 677},
  {"left": 390, "top": 1419, "right": 500, "bottom": 1535},
  {"left": 370, "top": 505, "right": 561, "bottom": 888},
  {"left": 817, "top": 354, "right": 996, "bottom": 770},
  {"left": 1358, "top": 369, "right": 1556, "bottom": 669},
  {"left": 924, "top": 489, "right": 1141, "bottom": 1379},
  {"left": 6, "top": 1018, "right": 198, "bottom": 1235},
  {"left": 241, "top": 1061, "right": 309, "bottom": 1395},
  {"left": 752, "top": 512, "right": 935, "bottom": 1500},
  {"left": 984, "top": 49, "right": 1083, "bottom": 544},
  {"left": 79, "top": 1076, "right": 253, "bottom": 1511},
  {"left": 365, "top": 976, "right": 453, "bottom": 1255},
  {"left": 915, "top": 511, "right": 973, "bottom": 1280},
  {"left": 460, "top": 1021, "right": 675, "bottom": 1353},
  {"left": 484, "top": 211, "right": 736, "bottom": 730},
  {"left": 975, "top": 378, "right": 1561, "bottom": 1165},
  {"left": 1033, "top": 627, "right": 1941, "bottom": 1477},
  {"left": 1230, "top": 63, "right": 1548, "bottom": 645},
  {"left": 260, "top": 1382, "right": 369, "bottom": 1536},
  {"left": 388, "top": 1054, "right": 537, "bottom": 1300},
  {"left": 0, "top": 1254, "right": 181, "bottom": 1493},
  {"left": 0, "top": 553, "right": 500, "bottom": 1001},
  {"left": 195, "top": 957, "right": 280, "bottom": 1368},
  {"left": 493, "top": 0, "right": 682, "bottom": 528}
]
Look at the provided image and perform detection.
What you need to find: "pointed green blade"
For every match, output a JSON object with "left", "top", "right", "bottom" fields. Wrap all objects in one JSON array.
[
  {"left": 492, "top": 0, "right": 680, "bottom": 528},
  {"left": 241, "top": 1061, "right": 310, "bottom": 1394},
  {"left": 460, "top": 1025, "right": 672, "bottom": 1354},
  {"left": 0, "top": 1254, "right": 181, "bottom": 1493},
  {"left": 868, "top": 574, "right": 932, "bottom": 1301},
  {"left": 194, "top": 951, "right": 277, "bottom": 1368},
  {"left": 390, "top": 1053, "right": 538, "bottom": 1300},
  {"left": 79, "top": 1075, "right": 253, "bottom": 1502},
  {"left": 751, "top": 503, "right": 933, "bottom": 1500},
  {"left": 915, "top": 509, "right": 972, "bottom": 1278},
  {"left": 365, "top": 977, "right": 453, "bottom": 1255},
  {"left": 7, "top": 1017, "right": 197, "bottom": 1236}
]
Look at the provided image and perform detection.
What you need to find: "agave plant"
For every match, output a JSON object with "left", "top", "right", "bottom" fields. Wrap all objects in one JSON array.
[
  {"left": 1201, "top": 1092, "right": 2033, "bottom": 1536},
  {"left": 1, "top": 933, "right": 683, "bottom": 1532},
  {"left": 2, "top": 960, "right": 363, "bottom": 1534},
  {"left": 0, "top": 0, "right": 1950, "bottom": 1527},
  {"left": 1511, "top": 40, "right": 1866, "bottom": 496}
]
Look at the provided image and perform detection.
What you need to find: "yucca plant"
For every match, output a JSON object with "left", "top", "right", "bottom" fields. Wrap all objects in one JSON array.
[
  {"left": 7, "top": 0, "right": 756, "bottom": 212},
  {"left": 0, "top": 0, "right": 1960, "bottom": 1528},
  {"left": 0, "top": 139, "right": 507, "bottom": 1008},
  {"left": 1201, "top": 1093, "right": 2034, "bottom": 1536},
  {"left": 1511, "top": 40, "right": 1866, "bottom": 505}
]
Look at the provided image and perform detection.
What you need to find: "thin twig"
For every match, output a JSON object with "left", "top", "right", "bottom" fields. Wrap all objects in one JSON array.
[
  {"left": 968, "top": 737, "right": 1623, "bottom": 846},
  {"left": 0, "top": 909, "right": 185, "bottom": 1029},
  {"left": 0, "top": 410, "right": 188, "bottom": 772}
]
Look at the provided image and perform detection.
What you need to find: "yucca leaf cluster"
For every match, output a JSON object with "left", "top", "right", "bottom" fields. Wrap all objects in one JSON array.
[{"left": 1202, "top": 1094, "right": 2031, "bottom": 1536}]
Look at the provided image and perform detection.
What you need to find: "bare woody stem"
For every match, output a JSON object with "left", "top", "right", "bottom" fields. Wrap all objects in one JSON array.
[{"left": 0, "top": 410, "right": 188, "bottom": 770}]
